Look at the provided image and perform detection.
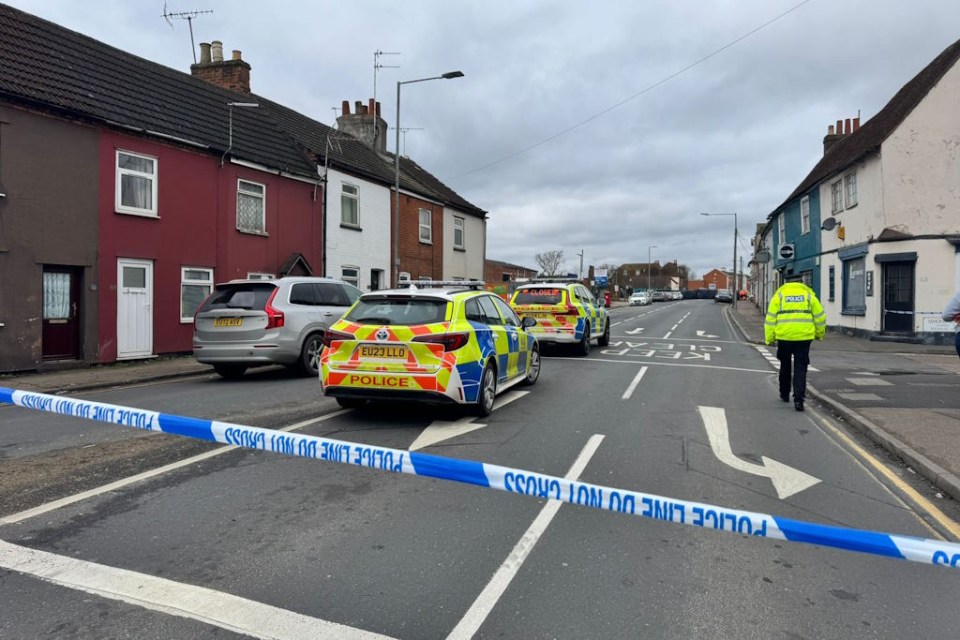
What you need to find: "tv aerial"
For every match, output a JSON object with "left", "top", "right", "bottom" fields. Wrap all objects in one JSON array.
[{"left": 162, "top": 4, "right": 213, "bottom": 64}]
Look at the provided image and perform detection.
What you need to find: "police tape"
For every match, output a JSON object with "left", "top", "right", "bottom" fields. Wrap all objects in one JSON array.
[{"left": 2, "top": 386, "right": 959, "bottom": 569}]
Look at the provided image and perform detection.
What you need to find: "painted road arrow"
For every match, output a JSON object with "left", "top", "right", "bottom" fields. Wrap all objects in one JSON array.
[
  {"left": 624, "top": 328, "right": 645, "bottom": 335},
  {"left": 408, "top": 391, "right": 529, "bottom": 451},
  {"left": 697, "top": 406, "right": 820, "bottom": 499},
  {"left": 696, "top": 330, "right": 718, "bottom": 338}
]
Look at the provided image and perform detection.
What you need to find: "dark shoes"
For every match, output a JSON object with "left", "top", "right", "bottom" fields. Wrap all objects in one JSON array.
[
  {"left": 794, "top": 400, "right": 804, "bottom": 412},
  {"left": 780, "top": 394, "right": 790, "bottom": 402}
]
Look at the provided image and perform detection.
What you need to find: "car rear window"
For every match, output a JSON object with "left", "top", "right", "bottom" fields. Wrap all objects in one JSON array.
[
  {"left": 345, "top": 298, "right": 448, "bottom": 326},
  {"left": 199, "top": 283, "right": 276, "bottom": 312},
  {"left": 513, "top": 288, "right": 565, "bottom": 305}
]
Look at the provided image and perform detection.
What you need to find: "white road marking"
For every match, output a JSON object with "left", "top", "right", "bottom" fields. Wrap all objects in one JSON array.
[
  {"left": 624, "top": 327, "right": 644, "bottom": 335},
  {"left": 446, "top": 434, "right": 605, "bottom": 640},
  {"left": 408, "top": 391, "right": 530, "bottom": 451},
  {"left": 611, "top": 321, "right": 622, "bottom": 326},
  {"left": 696, "top": 330, "right": 718, "bottom": 338},
  {"left": 662, "top": 332, "right": 673, "bottom": 339},
  {"left": 0, "top": 411, "right": 349, "bottom": 526},
  {"left": 837, "top": 392, "right": 884, "bottom": 401},
  {"left": 0, "top": 540, "right": 394, "bottom": 640},
  {"left": 670, "top": 324, "right": 679, "bottom": 331},
  {"left": 621, "top": 366, "right": 649, "bottom": 400},
  {"left": 847, "top": 377, "right": 893, "bottom": 386},
  {"left": 557, "top": 356, "right": 771, "bottom": 374},
  {"left": 697, "top": 406, "right": 820, "bottom": 499},
  {"left": 610, "top": 336, "right": 737, "bottom": 344}
]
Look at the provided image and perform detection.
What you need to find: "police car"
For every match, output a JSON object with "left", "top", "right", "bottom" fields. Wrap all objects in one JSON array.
[
  {"left": 509, "top": 278, "right": 609, "bottom": 355},
  {"left": 320, "top": 281, "right": 540, "bottom": 415}
]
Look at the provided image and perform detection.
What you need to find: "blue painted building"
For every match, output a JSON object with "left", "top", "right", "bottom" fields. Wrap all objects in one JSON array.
[{"left": 769, "top": 186, "right": 822, "bottom": 297}]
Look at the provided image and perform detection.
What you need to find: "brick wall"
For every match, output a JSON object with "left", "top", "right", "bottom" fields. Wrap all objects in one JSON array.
[{"left": 397, "top": 194, "right": 443, "bottom": 280}]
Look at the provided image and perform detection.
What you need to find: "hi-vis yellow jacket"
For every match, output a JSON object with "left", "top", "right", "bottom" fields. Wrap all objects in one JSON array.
[{"left": 765, "top": 282, "right": 826, "bottom": 343}]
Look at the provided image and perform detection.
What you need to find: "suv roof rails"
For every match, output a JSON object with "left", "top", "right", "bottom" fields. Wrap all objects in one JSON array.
[
  {"left": 406, "top": 280, "right": 486, "bottom": 289},
  {"left": 529, "top": 277, "right": 580, "bottom": 283}
]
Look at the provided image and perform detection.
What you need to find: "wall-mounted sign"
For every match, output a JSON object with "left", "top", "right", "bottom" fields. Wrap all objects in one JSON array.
[
  {"left": 778, "top": 243, "right": 795, "bottom": 260},
  {"left": 865, "top": 270, "right": 874, "bottom": 296},
  {"left": 754, "top": 250, "right": 771, "bottom": 263}
]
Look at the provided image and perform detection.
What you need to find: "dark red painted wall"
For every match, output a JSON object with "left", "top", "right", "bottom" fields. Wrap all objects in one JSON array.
[{"left": 97, "top": 132, "right": 322, "bottom": 362}]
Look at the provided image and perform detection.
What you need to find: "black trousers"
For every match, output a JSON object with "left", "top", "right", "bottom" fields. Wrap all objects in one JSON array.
[{"left": 777, "top": 339, "right": 812, "bottom": 401}]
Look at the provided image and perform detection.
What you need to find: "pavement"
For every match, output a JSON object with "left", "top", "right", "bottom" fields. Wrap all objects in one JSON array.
[{"left": 2, "top": 300, "right": 959, "bottom": 504}]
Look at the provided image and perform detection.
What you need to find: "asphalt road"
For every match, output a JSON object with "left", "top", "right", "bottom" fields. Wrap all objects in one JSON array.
[{"left": 2, "top": 300, "right": 958, "bottom": 639}]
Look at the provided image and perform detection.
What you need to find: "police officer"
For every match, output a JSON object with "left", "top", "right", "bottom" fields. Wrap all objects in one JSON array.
[{"left": 764, "top": 281, "right": 826, "bottom": 411}]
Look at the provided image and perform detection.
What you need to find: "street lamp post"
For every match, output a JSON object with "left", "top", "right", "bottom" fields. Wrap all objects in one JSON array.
[
  {"left": 700, "top": 212, "right": 738, "bottom": 308},
  {"left": 393, "top": 71, "right": 464, "bottom": 287},
  {"left": 647, "top": 245, "right": 657, "bottom": 293}
]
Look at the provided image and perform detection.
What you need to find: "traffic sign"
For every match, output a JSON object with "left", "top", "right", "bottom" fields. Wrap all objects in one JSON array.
[{"left": 778, "top": 243, "right": 795, "bottom": 260}]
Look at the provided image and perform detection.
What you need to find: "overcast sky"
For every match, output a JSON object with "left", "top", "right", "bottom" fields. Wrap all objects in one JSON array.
[{"left": 9, "top": 0, "right": 960, "bottom": 279}]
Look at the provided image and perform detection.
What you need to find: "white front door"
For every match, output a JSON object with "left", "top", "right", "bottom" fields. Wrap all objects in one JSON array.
[{"left": 117, "top": 258, "right": 153, "bottom": 359}]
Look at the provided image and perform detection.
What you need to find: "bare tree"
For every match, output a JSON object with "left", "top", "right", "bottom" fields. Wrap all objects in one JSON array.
[{"left": 535, "top": 250, "right": 565, "bottom": 276}]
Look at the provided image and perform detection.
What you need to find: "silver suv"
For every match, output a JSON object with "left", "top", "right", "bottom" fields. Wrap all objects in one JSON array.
[{"left": 193, "top": 277, "right": 362, "bottom": 378}]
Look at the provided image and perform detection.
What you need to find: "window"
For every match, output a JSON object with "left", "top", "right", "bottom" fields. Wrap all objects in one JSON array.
[
  {"left": 419, "top": 208, "right": 432, "bottom": 243},
  {"left": 181, "top": 267, "right": 213, "bottom": 321},
  {"left": 399, "top": 271, "right": 411, "bottom": 283},
  {"left": 831, "top": 180, "right": 843, "bottom": 214},
  {"left": 777, "top": 214, "right": 785, "bottom": 248},
  {"left": 800, "top": 196, "right": 810, "bottom": 234},
  {"left": 842, "top": 257, "right": 866, "bottom": 314},
  {"left": 844, "top": 171, "right": 858, "bottom": 208},
  {"left": 116, "top": 150, "right": 157, "bottom": 216},
  {"left": 341, "top": 183, "right": 359, "bottom": 226},
  {"left": 492, "top": 296, "right": 520, "bottom": 326},
  {"left": 370, "top": 269, "right": 382, "bottom": 291},
  {"left": 341, "top": 266, "right": 360, "bottom": 288},
  {"left": 247, "top": 272, "right": 274, "bottom": 280},
  {"left": 828, "top": 265, "right": 835, "bottom": 301},
  {"left": 477, "top": 295, "right": 502, "bottom": 324},
  {"left": 237, "top": 179, "right": 266, "bottom": 233},
  {"left": 289, "top": 282, "right": 318, "bottom": 305},
  {"left": 454, "top": 216, "right": 465, "bottom": 249}
]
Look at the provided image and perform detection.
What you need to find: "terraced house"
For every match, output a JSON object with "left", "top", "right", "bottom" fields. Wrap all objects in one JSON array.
[
  {"left": 762, "top": 37, "right": 960, "bottom": 344},
  {"left": 0, "top": 3, "right": 485, "bottom": 373}
]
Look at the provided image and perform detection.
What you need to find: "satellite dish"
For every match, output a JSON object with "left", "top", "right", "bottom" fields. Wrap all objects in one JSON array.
[{"left": 821, "top": 217, "right": 837, "bottom": 231}]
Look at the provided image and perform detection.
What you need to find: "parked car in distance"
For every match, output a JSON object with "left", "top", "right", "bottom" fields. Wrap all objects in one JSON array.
[
  {"left": 714, "top": 289, "right": 734, "bottom": 303},
  {"left": 651, "top": 290, "right": 668, "bottom": 302},
  {"left": 193, "top": 276, "right": 362, "bottom": 378},
  {"left": 629, "top": 291, "right": 651, "bottom": 306}
]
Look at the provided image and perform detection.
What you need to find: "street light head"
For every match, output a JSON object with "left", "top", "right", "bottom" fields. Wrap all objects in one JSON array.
[{"left": 442, "top": 71, "right": 465, "bottom": 79}]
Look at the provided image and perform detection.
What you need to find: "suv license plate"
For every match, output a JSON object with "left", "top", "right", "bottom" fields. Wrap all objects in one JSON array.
[
  {"left": 213, "top": 318, "right": 243, "bottom": 327},
  {"left": 359, "top": 345, "right": 407, "bottom": 359}
]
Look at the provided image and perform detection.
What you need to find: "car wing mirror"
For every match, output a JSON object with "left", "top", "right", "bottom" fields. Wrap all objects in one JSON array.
[{"left": 521, "top": 316, "right": 537, "bottom": 328}]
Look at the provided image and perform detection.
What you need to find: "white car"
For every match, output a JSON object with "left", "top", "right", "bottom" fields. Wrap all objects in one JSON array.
[{"left": 629, "top": 291, "right": 651, "bottom": 306}]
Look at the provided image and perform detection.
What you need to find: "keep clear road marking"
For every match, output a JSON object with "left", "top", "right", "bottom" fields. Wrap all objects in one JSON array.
[
  {"left": 446, "top": 434, "right": 605, "bottom": 640},
  {"left": 0, "top": 410, "right": 351, "bottom": 527},
  {"left": 621, "top": 366, "right": 649, "bottom": 400},
  {"left": 0, "top": 540, "right": 395, "bottom": 640},
  {"left": 697, "top": 406, "right": 821, "bottom": 499},
  {"left": 408, "top": 390, "right": 529, "bottom": 451}
]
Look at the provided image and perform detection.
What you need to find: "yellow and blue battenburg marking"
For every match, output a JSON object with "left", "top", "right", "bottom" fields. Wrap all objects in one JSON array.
[{"left": 4, "top": 386, "right": 959, "bottom": 570}]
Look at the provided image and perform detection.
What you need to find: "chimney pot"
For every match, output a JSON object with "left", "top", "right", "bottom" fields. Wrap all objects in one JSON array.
[
  {"left": 836, "top": 119, "right": 843, "bottom": 133},
  {"left": 845, "top": 118, "right": 852, "bottom": 134},
  {"left": 375, "top": 101, "right": 381, "bottom": 117},
  {"left": 853, "top": 116, "right": 860, "bottom": 131},
  {"left": 199, "top": 42, "right": 211, "bottom": 64},
  {"left": 354, "top": 100, "right": 363, "bottom": 114},
  {"left": 341, "top": 100, "right": 350, "bottom": 115},
  {"left": 828, "top": 124, "right": 835, "bottom": 135},
  {"left": 361, "top": 105, "right": 368, "bottom": 115},
  {"left": 211, "top": 40, "right": 223, "bottom": 63},
  {"left": 369, "top": 98, "right": 375, "bottom": 116},
  {"left": 232, "top": 50, "right": 242, "bottom": 61}
]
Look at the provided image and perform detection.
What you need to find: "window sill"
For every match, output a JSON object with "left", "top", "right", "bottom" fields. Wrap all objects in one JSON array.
[
  {"left": 238, "top": 229, "right": 269, "bottom": 237},
  {"left": 419, "top": 240, "right": 433, "bottom": 245},
  {"left": 116, "top": 209, "right": 159, "bottom": 219},
  {"left": 340, "top": 223, "right": 362, "bottom": 231},
  {"left": 454, "top": 246, "right": 466, "bottom": 252},
  {"left": 841, "top": 309, "right": 866, "bottom": 316},
  {"left": 845, "top": 203, "right": 858, "bottom": 210}
]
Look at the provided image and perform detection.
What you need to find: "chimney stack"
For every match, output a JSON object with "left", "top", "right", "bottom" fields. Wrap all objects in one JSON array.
[
  {"left": 336, "top": 97, "right": 389, "bottom": 154},
  {"left": 822, "top": 114, "right": 860, "bottom": 156},
  {"left": 190, "top": 40, "right": 252, "bottom": 94}
]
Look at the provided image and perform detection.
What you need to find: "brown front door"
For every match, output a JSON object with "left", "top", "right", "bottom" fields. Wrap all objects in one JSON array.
[{"left": 42, "top": 266, "right": 81, "bottom": 360}]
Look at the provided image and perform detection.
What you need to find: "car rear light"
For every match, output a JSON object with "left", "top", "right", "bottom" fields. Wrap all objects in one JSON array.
[
  {"left": 413, "top": 332, "right": 469, "bottom": 351},
  {"left": 555, "top": 306, "right": 579, "bottom": 315},
  {"left": 322, "top": 330, "right": 353, "bottom": 348},
  {"left": 264, "top": 288, "right": 285, "bottom": 329}
]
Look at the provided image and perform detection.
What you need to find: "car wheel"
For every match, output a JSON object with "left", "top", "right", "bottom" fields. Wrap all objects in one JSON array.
[
  {"left": 598, "top": 319, "right": 610, "bottom": 347},
  {"left": 520, "top": 346, "right": 540, "bottom": 387},
  {"left": 577, "top": 325, "right": 591, "bottom": 356},
  {"left": 335, "top": 397, "right": 365, "bottom": 410},
  {"left": 213, "top": 364, "right": 247, "bottom": 379},
  {"left": 295, "top": 333, "right": 323, "bottom": 377},
  {"left": 475, "top": 361, "right": 497, "bottom": 416}
]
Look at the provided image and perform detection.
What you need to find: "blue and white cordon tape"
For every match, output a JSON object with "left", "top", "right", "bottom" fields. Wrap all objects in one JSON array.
[{"left": 2, "top": 386, "right": 958, "bottom": 569}]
